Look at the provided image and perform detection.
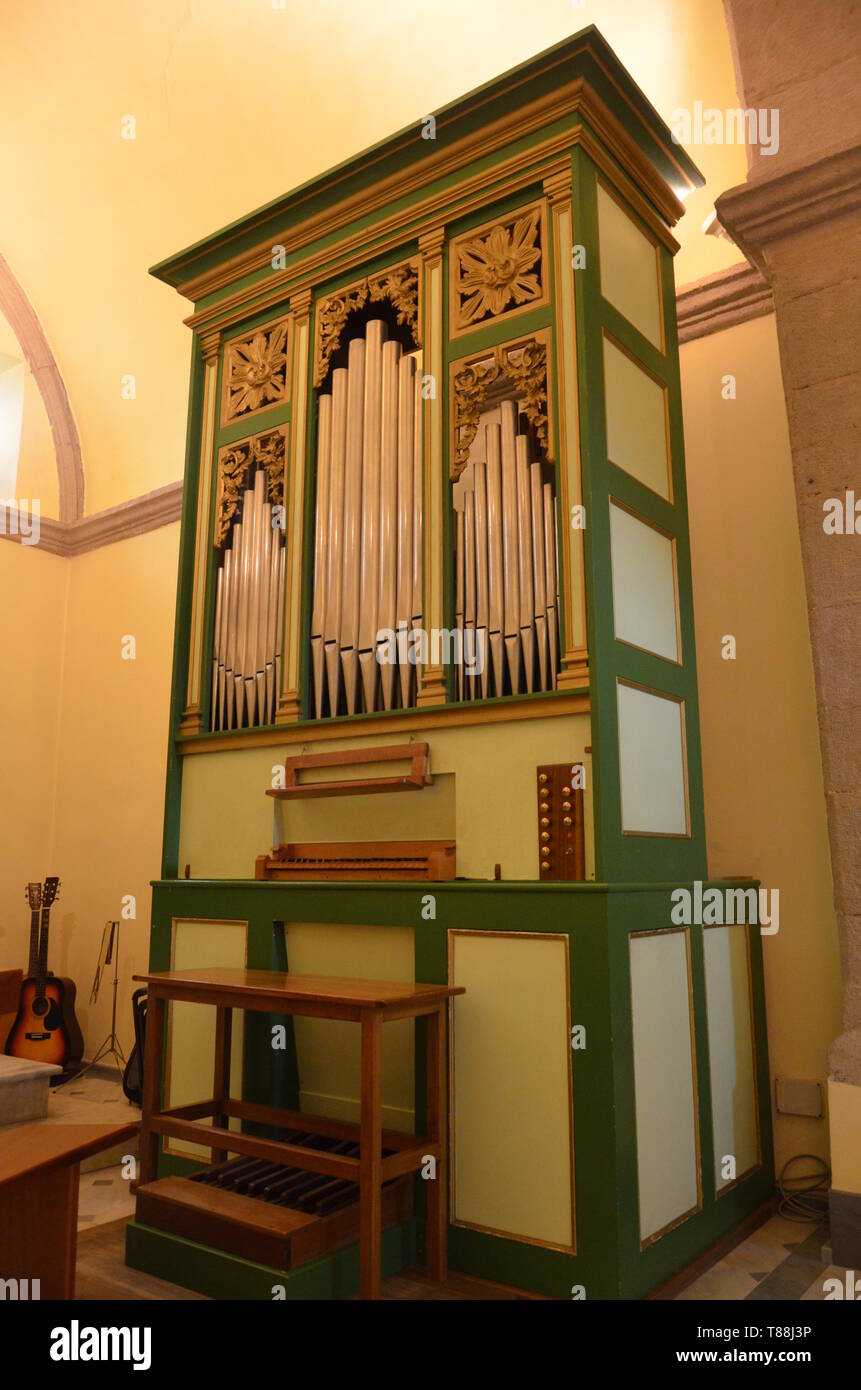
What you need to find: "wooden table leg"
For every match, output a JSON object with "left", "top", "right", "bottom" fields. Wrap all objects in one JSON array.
[
  {"left": 425, "top": 1002, "right": 447, "bottom": 1281},
  {"left": 359, "top": 1008, "right": 382, "bottom": 1299},
  {"left": 212, "top": 1006, "right": 233, "bottom": 1163},
  {"left": 139, "top": 989, "right": 166, "bottom": 1185}
]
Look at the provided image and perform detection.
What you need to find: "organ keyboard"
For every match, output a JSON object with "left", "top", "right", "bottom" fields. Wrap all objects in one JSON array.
[{"left": 136, "top": 1140, "right": 413, "bottom": 1274}]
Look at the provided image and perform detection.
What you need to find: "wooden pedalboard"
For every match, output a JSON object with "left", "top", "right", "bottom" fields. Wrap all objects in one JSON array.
[
  {"left": 536, "top": 764, "right": 585, "bottom": 879},
  {"left": 135, "top": 1139, "right": 413, "bottom": 1273},
  {"left": 256, "top": 839, "right": 456, "bottom": 881}
]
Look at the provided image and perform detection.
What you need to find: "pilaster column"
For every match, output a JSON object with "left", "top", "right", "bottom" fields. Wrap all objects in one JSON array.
[
  {"left": 179, "top": 327, "right": 220, "bottom": 736},
  {"left": 545, "top": 167, "right": 589, "bottom": 688}
]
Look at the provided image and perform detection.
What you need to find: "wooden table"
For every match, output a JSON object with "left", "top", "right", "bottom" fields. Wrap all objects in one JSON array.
[
  {"left": 134, "top": 967, "right": 464, "bottom": 1299},
  {"left": 0, "top": 1121, "right": 139, "bottom": 1298}
]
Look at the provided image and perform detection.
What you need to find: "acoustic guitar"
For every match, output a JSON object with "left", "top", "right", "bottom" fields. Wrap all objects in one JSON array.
[{"left": 5, "top": 877, "right": 84, "bottom": 1071}]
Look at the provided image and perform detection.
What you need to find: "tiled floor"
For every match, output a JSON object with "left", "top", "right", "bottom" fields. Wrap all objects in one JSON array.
[
  {"left": 677, "top": 1214, "right": 848, "bottom": 1300},
  {"left": 78, "top": 1162, "right": 138, "bottom": 1230},
  {"left": 29, "top": 1066, "right": 141, "bottom": 1225}
]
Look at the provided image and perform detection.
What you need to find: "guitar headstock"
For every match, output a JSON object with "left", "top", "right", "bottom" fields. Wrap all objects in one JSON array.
[
  {"left": 25, "top": 881, "right": 42, "bottom": 911},
  {"left": 41, "top": 876, "right": 60, "bottom": 909}
]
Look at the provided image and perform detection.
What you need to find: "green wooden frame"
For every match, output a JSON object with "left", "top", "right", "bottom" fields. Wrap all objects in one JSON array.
[
  {"left": 128, "top": 878, "right": 773, "bottom": 1300},
  {"left": 570, "top": 145, "right": 707, "bottom": 883}
]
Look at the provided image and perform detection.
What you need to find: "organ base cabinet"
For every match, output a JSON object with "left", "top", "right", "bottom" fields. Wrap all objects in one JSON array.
[{"left": 131, "top": 28, "right": 773, "bottom": 1299}]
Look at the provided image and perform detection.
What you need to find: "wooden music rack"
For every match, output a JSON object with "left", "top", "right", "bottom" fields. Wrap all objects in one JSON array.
[{"left": 266, "top": 742, "right": 432, "bottom": 800}]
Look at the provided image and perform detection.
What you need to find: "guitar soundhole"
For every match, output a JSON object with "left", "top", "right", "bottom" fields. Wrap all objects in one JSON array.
[{"left": 32, "top": 997, "right": 49, "bottom": 1017}]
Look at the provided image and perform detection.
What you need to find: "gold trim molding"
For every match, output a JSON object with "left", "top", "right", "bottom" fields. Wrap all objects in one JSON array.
[
  {"left": 312, "top": 257, "right": 420, "bottom": 387},
  {"left": 214, "top": 424, "right": 288, "bottom": 548},
  {"left": 178, "top": 688, "right": 590, "bottom": 755},
  {"left": 450, "top": 328, "right": 552, "bottom": 481}
]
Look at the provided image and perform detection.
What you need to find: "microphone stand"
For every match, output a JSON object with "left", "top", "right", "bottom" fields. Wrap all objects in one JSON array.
[{"left": 79, "top": 920, "right": 127, "bottom": 1077}]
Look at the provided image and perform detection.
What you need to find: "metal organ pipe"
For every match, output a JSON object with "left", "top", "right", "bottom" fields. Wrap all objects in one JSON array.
[
  {"left": 377, "top": 339, "right": 400, "bottom": 712},
  {"left": 310, "top": 393, "right": 332, "bottom": 720},
  {"left": 358, "top": 320, "right": 385, "bottom": 714}
]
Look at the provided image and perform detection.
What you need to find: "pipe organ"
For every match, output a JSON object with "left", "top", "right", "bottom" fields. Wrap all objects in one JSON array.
[{"left": 144, "top": 28, "right": 772, "bottom": 1306}]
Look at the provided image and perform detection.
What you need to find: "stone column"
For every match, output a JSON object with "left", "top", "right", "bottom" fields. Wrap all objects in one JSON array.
[{"left": 715, "top": 0, "right": 861, "bottom": 1263}]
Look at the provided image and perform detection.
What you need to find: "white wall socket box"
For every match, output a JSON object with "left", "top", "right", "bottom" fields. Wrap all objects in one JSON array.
[{"left": 775, "top": 1077, "right": 823, "bottom": 1118}]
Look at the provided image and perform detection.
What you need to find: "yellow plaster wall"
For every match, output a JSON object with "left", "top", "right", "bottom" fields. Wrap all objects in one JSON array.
[
  {"left": 0, "top": 527, "right": 179, "bottom": 1057},
  {"left": 681, "top": 313, "right": 843, "bottom": 1175},
  {"left": 45, "top": 525, "right": 180, "bottom": 1056},
  {"left": 0, "top": 542, "right": 68, "bottom": 973}
]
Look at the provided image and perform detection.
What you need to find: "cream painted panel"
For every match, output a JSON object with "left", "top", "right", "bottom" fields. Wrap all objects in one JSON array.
[
  {"left": 166, "top": 918, "right": 247, "bottom": 1159},
  {"left": 273, "top": 768, "right": 455, "bottom": 845},
  {"left": 603, "top": 338, "right": 669, "bottom": 499},
  {"left": 630, "top": 930, "right": 699, "bottom": 1242},
  {"left": 703, "top": 925, "right": 758, "bottom": 1190},
  {"left": 610, "top": 502, "right": 678, "bottom": 662},
  {"left": 597, "top": 184, "right": 662, "bottom": 348},
  {"left": 617, "top": 683, "right": 688, "bottom": 835},
  {"left": 178, "top": 713, "right": 594, "bottom": 881},
  {"left": 450, "top": 931, "right": 574, "bottom": 1249},
  {"left": 284, "top": 922, "right": 415, "bottom": 1132}
]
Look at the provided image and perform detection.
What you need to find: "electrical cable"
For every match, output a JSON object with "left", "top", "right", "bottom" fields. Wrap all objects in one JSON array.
[{"left": 777, "top": 1153, "right": 830, "bottom": 1222}]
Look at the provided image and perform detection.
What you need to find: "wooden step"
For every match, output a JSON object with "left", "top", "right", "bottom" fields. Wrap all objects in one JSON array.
[{"left": 135, "top": 1173, "right": 413, "bottom": 1271}]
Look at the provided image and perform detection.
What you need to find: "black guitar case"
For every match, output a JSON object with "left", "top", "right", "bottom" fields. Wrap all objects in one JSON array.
[{"left": 122, "top": 987, "right": 147, "bottom": 1106}]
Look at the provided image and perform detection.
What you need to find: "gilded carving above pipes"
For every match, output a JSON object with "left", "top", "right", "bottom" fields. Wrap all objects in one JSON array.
[
  {"left": 450, "top": 331, "right": 551, "bottom": 480},
  {"left": 214, "top": 426, "right": 287, "bottom": 547},
  {"left": 313, "top": 259, "right": 420, "bottom": 387}
]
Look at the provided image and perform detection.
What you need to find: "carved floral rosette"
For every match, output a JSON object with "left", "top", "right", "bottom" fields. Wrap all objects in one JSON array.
[
  {"left": 450, "top": 332, "right": 552, "bottom": 480},
  {"left": 214, "top": 426, "right": 287, "bottom": 548},
  {"left": 313, "top": 259, "right": 420, "bottom": 387},
  {"left": 221, "top": 316, "right": 291, "bottom": 426},
  {"left": 450, "top": 201, "right": 548, "bottom": 337}
]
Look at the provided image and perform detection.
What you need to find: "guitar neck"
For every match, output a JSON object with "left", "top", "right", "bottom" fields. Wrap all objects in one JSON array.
[
  {"left": 27, "top": 908, "right": 41, "bottom": 976},
  {"left": 36, "top": 904, "right": 52, "bottom": 995}
]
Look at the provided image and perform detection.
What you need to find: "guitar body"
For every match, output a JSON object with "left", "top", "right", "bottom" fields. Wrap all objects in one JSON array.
[{"left": 5, "top": 975, "right": 83, "bottom": 1068}]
